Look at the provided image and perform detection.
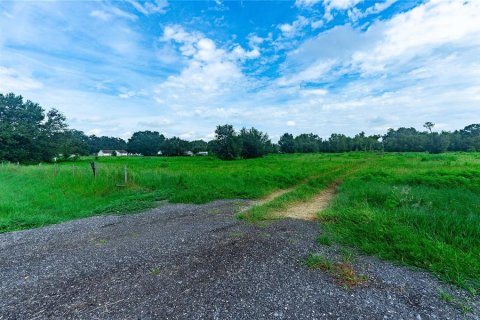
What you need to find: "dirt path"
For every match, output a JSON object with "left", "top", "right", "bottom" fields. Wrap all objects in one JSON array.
[
  {"left": 254, "top": 186, "right": 296, "bottom": 205},
  {"left": 271, "top": 184, "right": 337, "bottom": 221},
  {"left": 1, "top": 200, "right": 478, "bottom": 319}
]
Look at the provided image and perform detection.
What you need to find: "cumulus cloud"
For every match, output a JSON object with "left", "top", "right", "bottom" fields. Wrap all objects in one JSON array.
[
  {"left": 278, "top": 16, "right": 309, "bottom": 38},
  {"left": 353, "top": 0, "right": 480, "bottom": 73},
  {"left": 272, "top": 0, "right": 480, "bottom": 136},
  {"left": 155, "top": 25, "right": 259, "bottom": 108},
  {"left": 1, "top": 0, "right": 479, "bottom": 141},
  {"left": 323, "top": 0, "right": 363, "bottom": 20}
]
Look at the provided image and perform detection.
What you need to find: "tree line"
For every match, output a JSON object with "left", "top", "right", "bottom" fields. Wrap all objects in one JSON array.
[{"left": 2, "top": 93, "right": 480, "bottom": 163}]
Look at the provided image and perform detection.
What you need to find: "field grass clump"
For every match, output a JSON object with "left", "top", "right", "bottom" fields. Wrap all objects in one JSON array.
[{"left": 305, "top": 253, "right": 368, "bottom": 287}]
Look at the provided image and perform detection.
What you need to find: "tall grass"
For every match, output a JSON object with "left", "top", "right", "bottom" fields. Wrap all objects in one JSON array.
[
  {"left": 0, "top": 153, "right": 370, "bottom": 232},
  {"left": 319, "top": 153, "right": 480, "bottom": 293}
]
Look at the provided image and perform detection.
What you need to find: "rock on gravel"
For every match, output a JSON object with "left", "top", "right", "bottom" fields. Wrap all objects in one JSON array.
[{"left": 0, "top": 200, "right": 478, "bottom": 319}]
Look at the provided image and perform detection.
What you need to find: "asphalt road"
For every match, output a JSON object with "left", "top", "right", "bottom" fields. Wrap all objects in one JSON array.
[{"left": 1, "top": 200, "right": 478, "bottom": 319}]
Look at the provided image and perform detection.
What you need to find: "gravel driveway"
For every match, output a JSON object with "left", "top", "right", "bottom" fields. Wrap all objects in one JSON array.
[{"left": 1, "top": 200, "right": 478, "bottom": 319}]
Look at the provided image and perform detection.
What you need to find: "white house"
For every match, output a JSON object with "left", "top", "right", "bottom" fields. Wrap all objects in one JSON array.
[
  {"left": 196, "top": 151, "right": 208, "bottom": 156},
  {"left": 97, "top": 150, "right": 128, "bottom": 157}
]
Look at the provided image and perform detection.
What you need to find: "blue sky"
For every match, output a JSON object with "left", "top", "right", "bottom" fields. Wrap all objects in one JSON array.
[{"left": 1, "top": 0, "right": 479, "bottom": 141}]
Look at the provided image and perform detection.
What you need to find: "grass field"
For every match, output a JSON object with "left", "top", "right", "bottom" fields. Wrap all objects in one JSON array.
[
  {"left": 1, "top": 152, "right": 479, "bottom": 293},
  {"left": 0, "top": 153, "right": 367, "bottom": 232}
]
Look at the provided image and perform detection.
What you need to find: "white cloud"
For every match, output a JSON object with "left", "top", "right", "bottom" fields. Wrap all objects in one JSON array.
[
  {"left": 325, "top": 0, "right": 363, "bottom": 10},
  {"left": 2, "top": 0, "right": 479, "bottom": 141},
  {"left": 90, "top": 6, "right": 138, "bottom": 21},
  {"left": 126, "top": 0, "right": 168, "bottom": 15},
  {"left": 155, "top": 25, "right": 257, "bottom": 109},
  {"left": 295, "top": 0, "right": 322, "bottom": 8},
  {"left": 362, "top": 0, "right": 398, "bottom": 16},
  {"left": 311, "top": 20, "right": 324, "bottom": 29},
  {"left": 0, "top": 67, "right": 43, "bottom": 91},
  {"left": 277, "top": 60, "right": 335, "bottom": 86},
  {"left": 324, "top": 0, "right": 363, "bottom": 21},
  {"left": 278, "top": 16, "right": 309, "bottom": 38},
  {"left": 353, "top": 0, "right": 480, "bottom": 73}
]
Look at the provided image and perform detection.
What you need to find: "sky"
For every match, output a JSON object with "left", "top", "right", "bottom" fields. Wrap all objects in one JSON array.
[{"left": 1, "top": 0, "right": 479, "bottom": 142}]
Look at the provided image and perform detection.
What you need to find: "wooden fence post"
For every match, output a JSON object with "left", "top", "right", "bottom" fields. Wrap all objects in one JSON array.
[{"left": 90, "top": 161, "right": 97, "bottom": 178}]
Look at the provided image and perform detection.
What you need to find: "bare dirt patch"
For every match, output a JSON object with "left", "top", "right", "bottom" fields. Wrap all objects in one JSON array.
[
  {"left": 272, "top": 185, "right": 337, "bottom": 221},
  {"left": 256, "top": 187, "right": 294, "bottom": 204}
]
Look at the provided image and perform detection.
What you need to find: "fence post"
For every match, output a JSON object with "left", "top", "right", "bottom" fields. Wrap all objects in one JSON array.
[
  {"left": 90, "top": 161, "right": 97, "bottom": 178},
  {"left": 124, "top": 165, "right": 128, "bottom": 184}
]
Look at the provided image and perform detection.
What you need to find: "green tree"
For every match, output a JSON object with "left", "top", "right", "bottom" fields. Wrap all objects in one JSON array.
[
  {"left": 88, "top": 135, "right": 127, "bottom": 154},
  {"left": 57, "top": 130, "right": 90, "bottom": 158},
  {"left": 162, "top": 137, "right": 189, "bottom": 156},
  {"left": 127, "top": 131, "right": 165, "bottom": 156},
  {"left": 0, "top": 93, "right": 68, "bottom": 163},
  {"left": 426, "top": 132, "right": 450, "bottom": 154},
  {"left": 383, "top": 127, "right": 428, "bottom": 152},
  {"left": 279, "top": 133, "right": 296, "bottom": 153},
  {"left": 239, "top": 127, "right": 270, "bottom": 159},
  {"left": 423, "top": 122, "right": 435, "bottom": 133},
  {"left": 189, "top": 140, "right": 208, "bottom": 154},
  {"left": 295, "top": 133, "right": 321, "bottom": 153},
  {"left": 212, "top": 124, "right": 240, "bottom": 160}
]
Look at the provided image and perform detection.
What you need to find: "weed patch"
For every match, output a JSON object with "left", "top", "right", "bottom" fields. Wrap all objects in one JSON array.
[{"left": 305, "top": 253, "right": 368, "bottom": 287}]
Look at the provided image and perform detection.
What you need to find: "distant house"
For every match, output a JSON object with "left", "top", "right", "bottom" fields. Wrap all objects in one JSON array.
[
  {"left": 196, "top": 151, "right": 208, "bottom": 156},
  {"left": 97, "top": 150, "right": 128, "bottom": 157},
  {"left": 184, "top": 151, "right": 194, "bottom": 156}
]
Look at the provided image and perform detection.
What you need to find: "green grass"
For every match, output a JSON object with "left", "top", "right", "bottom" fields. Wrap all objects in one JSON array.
[
  {"left": 318, "top": 153, "right": 480, "bottom": 293},
  {"left": 1, "top": 152, "right": 480, "bottom": 293},
  {"left": 0, "top": 153, "right": 370, "bottom": 232},
  {"left": 304, "top": 253, "right": 368, "bottom": 287},
  {"left": 438, "top": 289, "right": 473, "bottom": 313}
]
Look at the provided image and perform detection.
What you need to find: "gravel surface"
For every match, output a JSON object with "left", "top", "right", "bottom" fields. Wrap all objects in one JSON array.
[{"left": 1, "top": 200, "right": 479, "bottom": 319}]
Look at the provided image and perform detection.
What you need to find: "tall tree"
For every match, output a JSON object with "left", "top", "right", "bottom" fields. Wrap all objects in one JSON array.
[
  {"left": 424, "top": 122, "right": 435, "bottom": 133},
  {"left": 162, "top": 137, "right": 189, "bottom": 156},
  {"left": 88, "top": 135, "right": 127, "bottom": 154},
  {"left": 127, "top": 131, "right": 165, "bottom": 156},
  {"left": 426, "top": 132, "right": 450, "bottom": 154},
  {"left": 212, "top": 124, "right": 240, "bottom": 160},
  {"left": 239, "top": 127, "right": 271, "bottom": 159},
  {"left": 279, "top": 133, "right": 296, "bottom": 153},
  {"left": 0, "top": 93, "right": 68, "bottom": 163},
  {"left": 295, "top": 133, "right": 321, "bottom": 153},
  {"left": 189, "top": 140, "right": 208, "bottom": 154}
]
